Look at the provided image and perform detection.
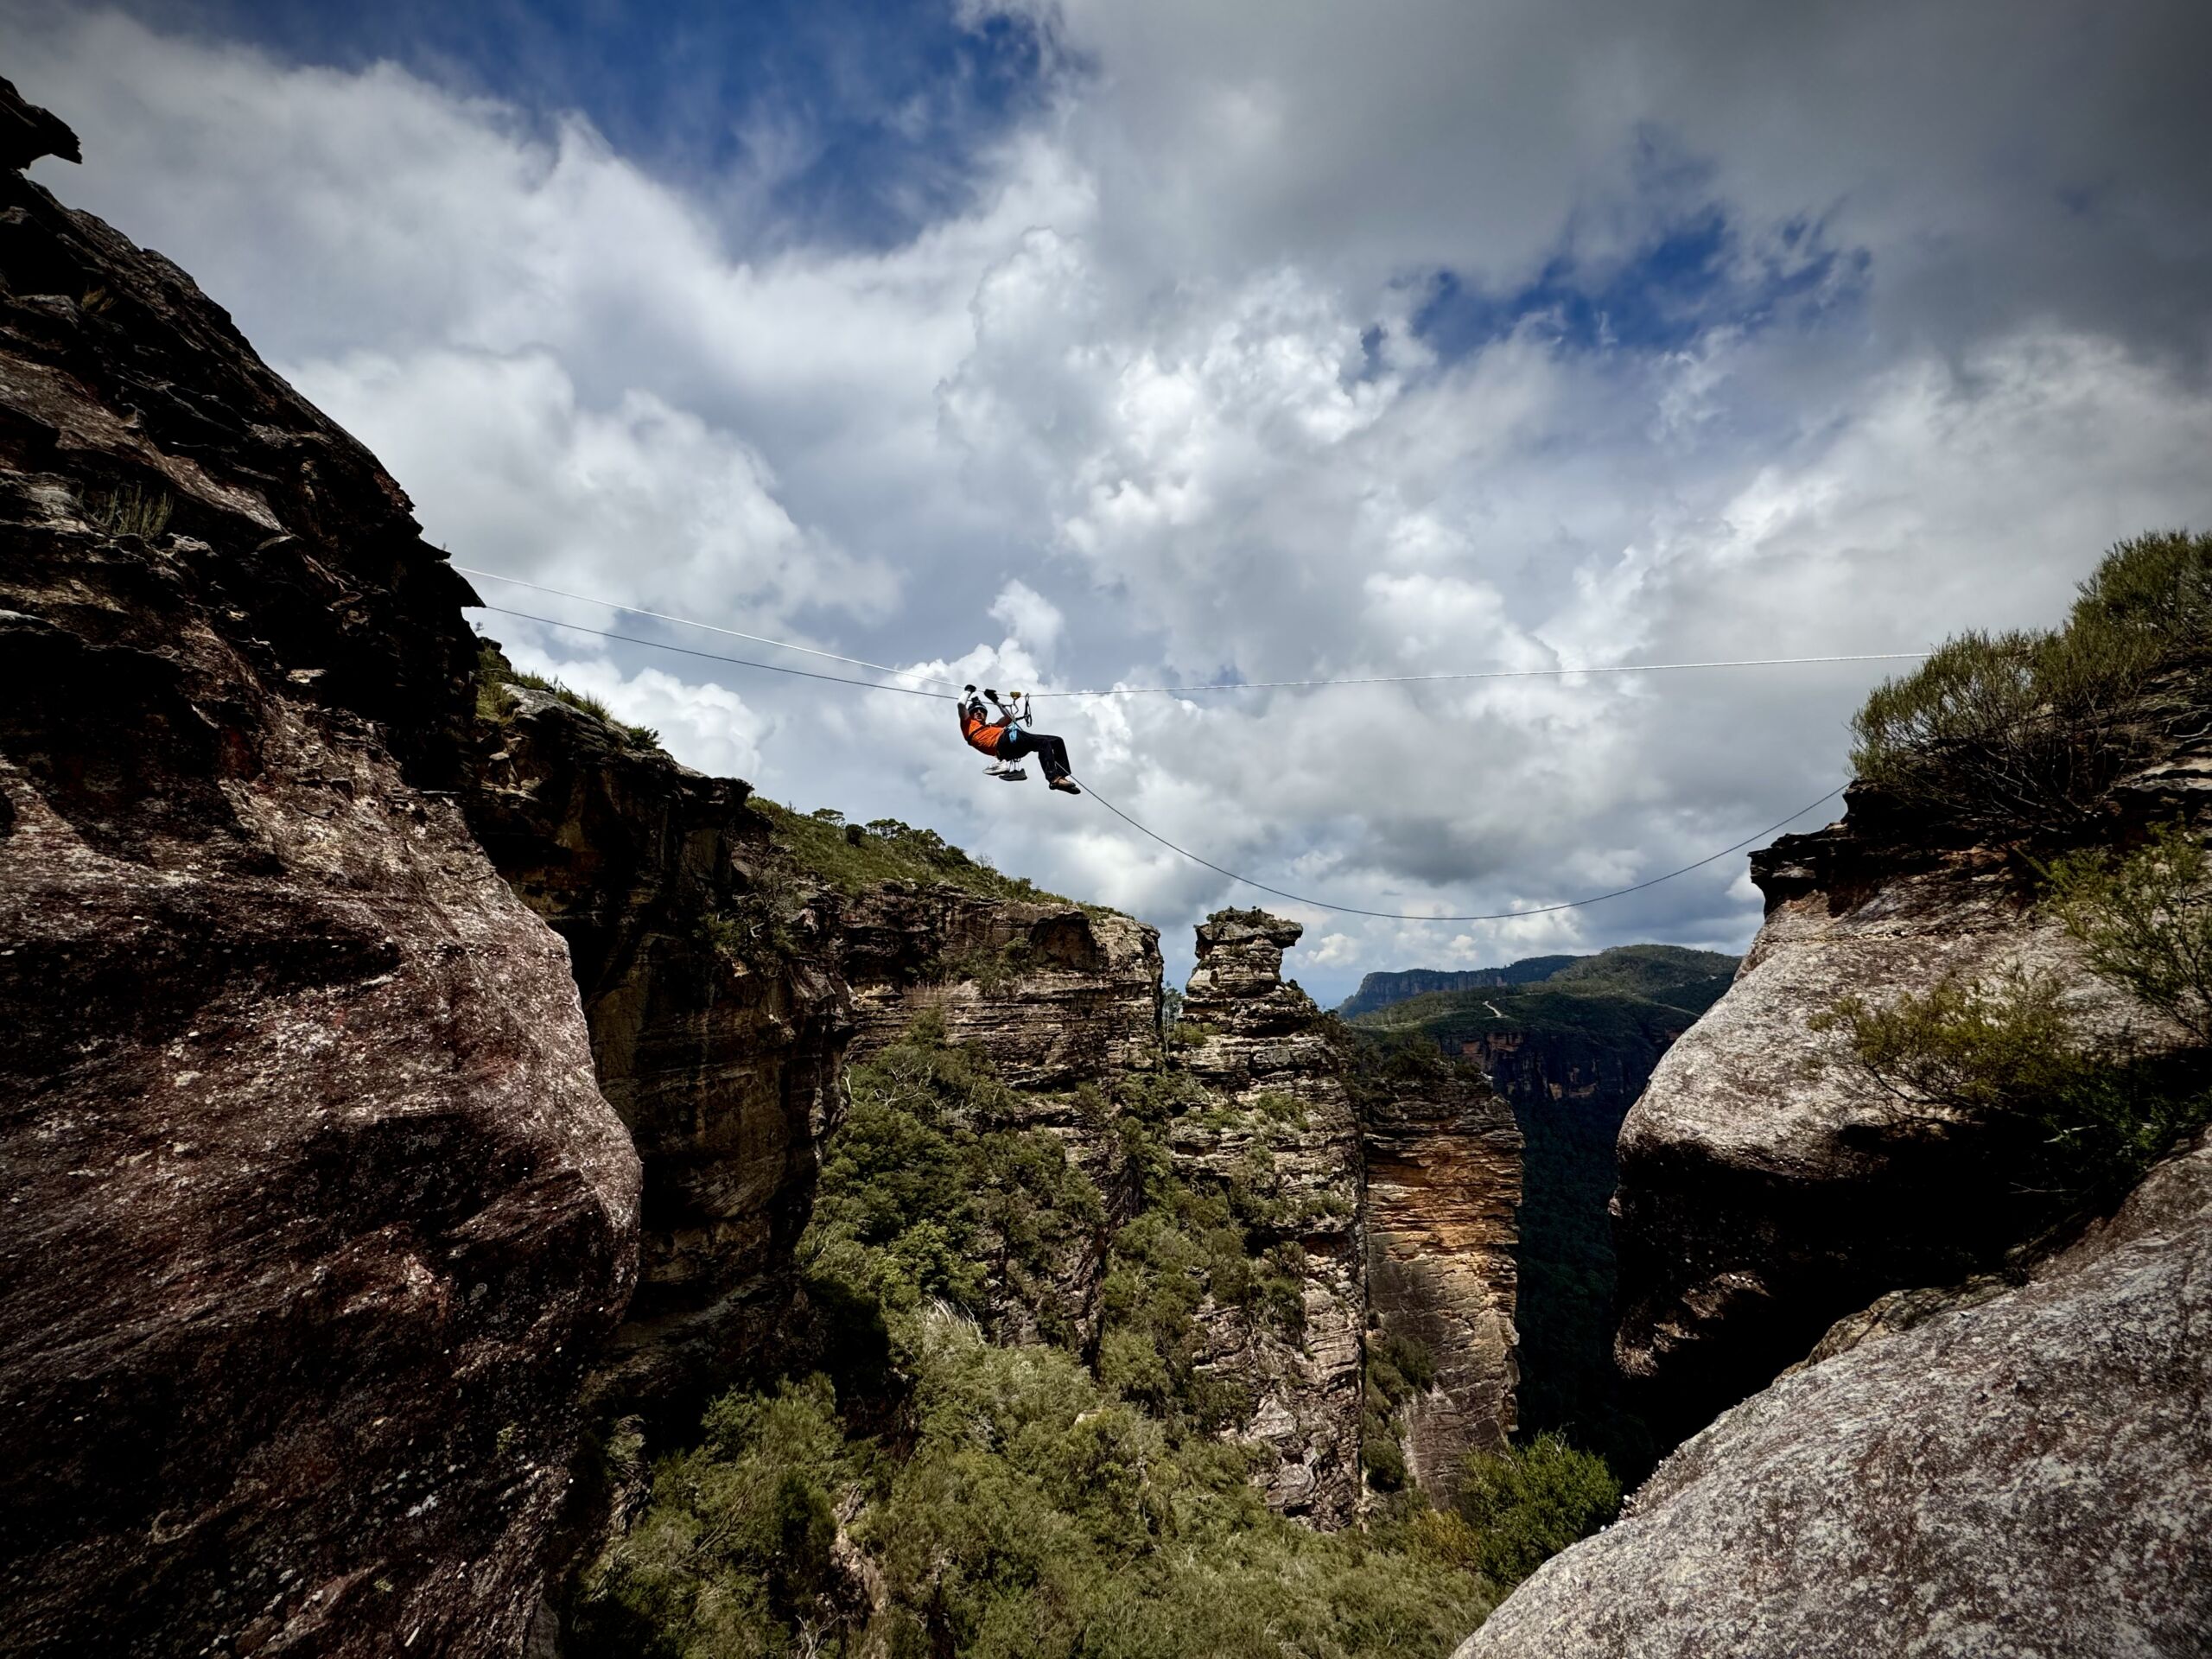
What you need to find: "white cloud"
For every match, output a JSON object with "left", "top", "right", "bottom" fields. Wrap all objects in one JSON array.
[{"left": 12, "top": 0, "right": 2212, "bottom": 1002}]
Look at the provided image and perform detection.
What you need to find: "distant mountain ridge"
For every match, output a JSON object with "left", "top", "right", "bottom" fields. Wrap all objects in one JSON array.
[
  {"left": 1338, "top": 944, "right": 1736, "bottom": 1023},
  {"left": 1335, "top": 957, "right": 1580, "bottom": 1020}
]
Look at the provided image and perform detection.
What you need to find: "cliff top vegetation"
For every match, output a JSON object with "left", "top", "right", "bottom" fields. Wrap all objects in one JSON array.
[
  {"left": 749, "top": 798, "right": 1081, "bottom": 906},
  {"left": 1851, "top": 530, "right": 2211, "bottom": 838}
]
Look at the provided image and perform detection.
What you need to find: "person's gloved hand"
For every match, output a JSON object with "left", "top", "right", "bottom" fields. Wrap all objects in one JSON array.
[{"left": 984, "top": 687, "right": 1000, "bottom": 699}]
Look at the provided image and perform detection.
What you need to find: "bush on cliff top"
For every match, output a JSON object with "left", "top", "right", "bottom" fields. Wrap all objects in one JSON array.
[
  {"left": 751, "top": 797, "right": 1073, "bottom": 905},
  {"left": 1850, "top": 531, "right": 2211, "bottom": 836},
  {"left": 473, "top": 640, "right": 664, "bottom": 753},
  {"left": 1819, "top": 822, "right": 2212, "bottom": 1209}
]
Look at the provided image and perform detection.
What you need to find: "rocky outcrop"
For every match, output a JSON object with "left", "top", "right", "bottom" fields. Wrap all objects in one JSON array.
[
  {"left": 0, "top": 105, "right": 638, "bottom": 1659},
  {"left": 1457, "top": 1122, "right": 2212, "bottom": 1659},
  {"left": 464, "top": 682, "right": 848, "bottom": 1434},
  {"left": 1358, "top": 1052, "right": 1522, "bottom": 1496},
  {"left": 1613, "top": 787, "right": 2201, "bottom": 1438},
  {"left": 1174, "top": 911, "right": 1368, "bottom": 1526},
  {"left": 837, "top": 884, "right": 1161, "bottom": 1091}
]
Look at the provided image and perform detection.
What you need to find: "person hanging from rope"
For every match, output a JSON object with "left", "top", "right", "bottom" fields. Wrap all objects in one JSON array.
[{"left": 959, "top": 684, "right": 1081, "bottom": 794}]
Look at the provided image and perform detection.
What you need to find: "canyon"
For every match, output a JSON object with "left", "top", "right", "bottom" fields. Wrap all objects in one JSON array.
[{"left": 9, "top": 76, "right": 2210, "bottom": 1659}]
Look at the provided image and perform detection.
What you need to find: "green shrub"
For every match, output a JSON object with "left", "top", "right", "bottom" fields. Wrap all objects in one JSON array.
[
  {"left": 2044, "top": 821, "right": 2212, "bottom": 1046},
  {"left": 474, "top": 641, "right": 664, "bottom": 752},
  {"left": 1817, "top": 823, "right": 2212, "bottom": 1206},
  {"left": 1849, "top": 531, "right": 2210, "bottom": 835},
  {"left": 85, "top": 481, "right": 173, "bottom": 539},
  {"left": 1446, "top": 1434, "right": 1621, "bottom": 1592}
]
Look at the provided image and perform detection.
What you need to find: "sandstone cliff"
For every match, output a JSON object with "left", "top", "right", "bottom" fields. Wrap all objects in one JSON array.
[
  {"left": 464, "top": 677, "right": 849, "bottom": 1436},
  {"left": 0, "top": 94, "right": 639, "bottom": 1659},
  {"left": 1356, "top": 1044, "right": 1522, "bottom": 1495},
  {"left": 1458, "top": 1120, "right": 2212, "bottom": 1659},
  {"left": 1614, "top": 771, "right": 2206, "bottom": 1438},
  {"left": 1171, "top": 912, "right": 1369, "bottom": 1523}
]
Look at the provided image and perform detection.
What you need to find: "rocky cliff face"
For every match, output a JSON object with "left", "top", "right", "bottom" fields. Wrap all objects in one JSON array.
[
  {"left": 1458, "top": 1121, "right": 2212, "bottom": 1659},
  {"left": 1357, "top": 1050, "right": 1522, "bottom": 1495},
  {"left": 1173, "top": 912, "right": 1369, "bottom": 1524},
  {"left": 1614, "top": 779, "right": 2204, "bottom": 1438},
  {"left": 837, "top": 883, "right": 1161, "bottom": 1090},
  {"left": 463, "top": 681, "right": 848, "bottom": 1436},
  {"left": 0, "top": 97, "right": 639, "bottom": 1659}
]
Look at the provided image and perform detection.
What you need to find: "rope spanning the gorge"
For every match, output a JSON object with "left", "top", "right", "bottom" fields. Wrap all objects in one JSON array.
[
  {"left": 467, "top": 593, "right": 1852, "bottom": 923},
  {"left": 1070, "top": 778, "right": 1849, "bottom": 922},
  {"left": 455, "top": 562, "right": 1929, "bottom": 700},
  {"left": 1030, "top": 653, "right": 1929, "bottom": 698},
  {"left": 455, "top": 565, "right": 969, "bottom": 690},
  {"left": 471, "top": 607, "right": 957, "bottom": 698}
]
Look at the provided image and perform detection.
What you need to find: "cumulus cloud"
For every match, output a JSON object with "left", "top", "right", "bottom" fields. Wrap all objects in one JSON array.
[{"left": 11, "top": 0, "right": 2212, "bottom": 1000}]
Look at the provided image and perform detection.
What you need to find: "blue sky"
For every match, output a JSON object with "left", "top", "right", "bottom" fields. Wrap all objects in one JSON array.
[
  {"left": 15, "top": 0, "right": 2212, "bottom": 1001},
  {"left": 129, "top": 0, "right": 1055, "bottom": 246}
]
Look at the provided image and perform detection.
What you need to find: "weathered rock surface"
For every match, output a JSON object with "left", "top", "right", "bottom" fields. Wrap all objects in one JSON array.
[
  {"left": 838, "top": 884, "right": 1161, "bottom": 1091},
  {"left": 0, "top": 112, "right": 639, "bottom": 1659},
  {"left": 1358, "top": 1052, "right": 1521, "bottom": 1496},
  {"left": 1175, "top": 911, "right": 1368, "bottom": 1526},
  {"left": 1614, "top": 788, "right": 2198, "bottom": 1437},
  {"left": 464, "top": 683, "right": 848, "bottom": 1433},
  {"left": 1457, "top": 1122, "right": 2212, "bottom": 1659}
]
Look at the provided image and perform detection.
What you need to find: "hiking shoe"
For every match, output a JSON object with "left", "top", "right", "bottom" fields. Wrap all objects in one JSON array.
[{"left": 1049, "top": 778, "right": 1082, "bottom": 795}]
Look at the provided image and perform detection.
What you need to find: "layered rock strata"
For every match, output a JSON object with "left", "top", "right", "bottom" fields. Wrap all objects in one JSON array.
[
  {"left": 1173, "top": 911, "right": 1368, "bottom": 1526},
  {"left": 0, "top": 99, "right": 639, "bottom": 1659},
  {"left": 1614, "top": 779, "right": 2205, "bottom": 1437},
  {"left": 1359, "top": 1054, "right": 1522, "bottom": 1495},
  {"left": 464, "top": 682, "right": 849, "bottom": 1433},
  {"left": 836, "top": 883, "right": 1162, "bottom": 1090},
  {"left": 1459, "top": 1122, "right": 2212, "bottom": 1659}
]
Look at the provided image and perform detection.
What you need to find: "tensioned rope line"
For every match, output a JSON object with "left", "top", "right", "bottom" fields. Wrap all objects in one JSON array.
[
  {"left": 1033, "top": 655, "right": 1927, "bottom": 697},
  {"left": 473, "top": 601, "right": 1850, "bottom": 921},
  {"left": 1070, "top": 776, "right": 1849, "bottom": 922},
  {"left": 472, "top": 607, "right": 957, "bottom": 698},
  {"left": 456, "top": 563, "right": 1929, "bottom": 696},
  {"left": 456, "top": 565, "right": 969, "bottom": 690}
]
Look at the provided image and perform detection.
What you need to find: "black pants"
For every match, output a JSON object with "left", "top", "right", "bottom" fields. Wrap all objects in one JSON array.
[{"left": 999, "top": 728, "right": 1071, "bottom": 783}]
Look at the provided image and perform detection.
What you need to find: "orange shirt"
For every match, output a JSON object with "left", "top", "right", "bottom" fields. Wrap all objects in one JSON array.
[{"left": 960, "top": 702, "right": 1008, "bottom": 755}]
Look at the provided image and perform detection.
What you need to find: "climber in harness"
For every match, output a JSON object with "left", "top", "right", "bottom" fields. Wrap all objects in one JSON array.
[{"left": 959, "top": 685, "right": 1080, "bottom": 794}]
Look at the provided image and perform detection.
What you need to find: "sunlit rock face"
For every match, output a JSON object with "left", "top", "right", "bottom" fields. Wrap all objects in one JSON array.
[
  {"left": 1459, "top": 1122, "right": 2212, "bottom": 1659},
  {"left": 1172, "top": 911, "right": 1369, "bottom": 1525},
  {"left": 0, "top": 89, "right": 638, "bottom": 1659},
  {"left": 1360, "top": 1057, "right": 1522, "bottom": 1496}
]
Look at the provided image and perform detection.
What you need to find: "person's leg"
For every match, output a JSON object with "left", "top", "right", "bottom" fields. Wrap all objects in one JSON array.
[{"left": 1033, "top": 734, "right": 1071, "bottom": 783}]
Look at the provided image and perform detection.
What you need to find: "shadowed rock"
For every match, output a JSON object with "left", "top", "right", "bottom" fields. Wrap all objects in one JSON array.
[
  {"left": 0, "top": 92, "right": 638, "bottom": 1658},
  {"left": 1458, "top": 1123, "right": 2212, "bottom": 1659}
]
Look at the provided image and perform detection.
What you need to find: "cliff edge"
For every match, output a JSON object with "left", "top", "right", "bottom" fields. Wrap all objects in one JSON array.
[{"left": 0, "top": 92, "right": 639, "bottom": 1657}]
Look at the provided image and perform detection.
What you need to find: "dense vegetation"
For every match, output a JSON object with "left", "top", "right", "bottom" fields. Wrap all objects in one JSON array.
[
  {"left": 1851, "top": 531, "right": 2212, "bottom": 836},
  {"left": 1821, "top": 823, "right": 2212, "bottom": 1212},
  {"left": 751, "top": 798, "right": 1075, "bottom": 906},
  {"left": 570, "top": 1020, "right": 1618, "bottom": 1659}
]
